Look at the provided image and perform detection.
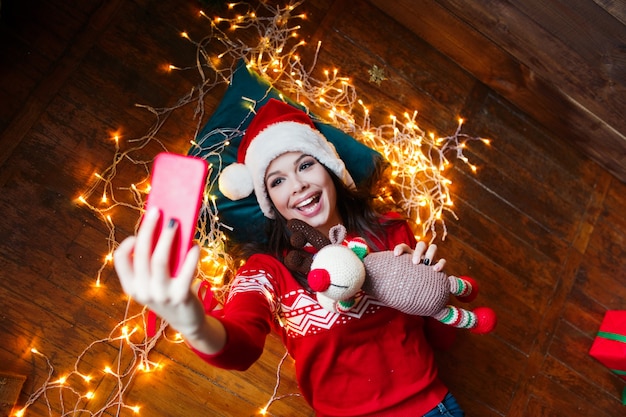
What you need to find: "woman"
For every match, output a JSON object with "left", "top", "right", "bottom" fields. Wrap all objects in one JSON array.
[{"left": 114, "top": 99, "right": 464, "bottom": 416}]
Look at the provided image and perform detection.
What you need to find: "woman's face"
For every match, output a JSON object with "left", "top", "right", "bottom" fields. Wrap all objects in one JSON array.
[{"left": 265, "top": 151, "right": 342, "bottom": 236}]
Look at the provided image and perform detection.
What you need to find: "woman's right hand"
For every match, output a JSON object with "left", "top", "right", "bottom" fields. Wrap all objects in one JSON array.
[
  {"left": 114, "top": 208, "right": 226, "bottom": 353},
  {"left": 392, "top": 241, "right": 446, "bottom": 271}
]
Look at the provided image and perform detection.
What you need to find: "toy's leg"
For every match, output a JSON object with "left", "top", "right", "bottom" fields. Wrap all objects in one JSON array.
[
  {"left": 433, "top": 305, "right": 476, "bottom": 330},
  {"left": 449, "top": 275, "right": 479, "bottom": 303},
  {"left": 432, "top": 306, "right": 497, "bottom": 334}
]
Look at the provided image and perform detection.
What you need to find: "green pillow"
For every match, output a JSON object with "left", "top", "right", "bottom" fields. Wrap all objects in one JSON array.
[{"left": 189, "top": 60, "right": 383, "bottom": 244}]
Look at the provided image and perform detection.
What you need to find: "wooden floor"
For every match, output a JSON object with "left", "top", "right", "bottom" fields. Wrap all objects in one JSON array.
[{"left": 1, "top": 0, "right": 625, "bottom": 416}]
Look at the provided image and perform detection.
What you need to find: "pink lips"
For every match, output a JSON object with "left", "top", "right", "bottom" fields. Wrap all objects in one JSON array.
[{"left": 293, "top": 192, "right": 322, "bottom": 216}]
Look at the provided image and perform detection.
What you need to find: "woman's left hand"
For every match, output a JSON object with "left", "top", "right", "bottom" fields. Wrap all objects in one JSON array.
[{"left": 393, "top": 241, "right": 446, "bottom": 272}]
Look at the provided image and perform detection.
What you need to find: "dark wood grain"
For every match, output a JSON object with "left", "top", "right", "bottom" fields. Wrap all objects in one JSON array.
[{"left": 368, "top": 0, "right": 626, "bottom": 184}]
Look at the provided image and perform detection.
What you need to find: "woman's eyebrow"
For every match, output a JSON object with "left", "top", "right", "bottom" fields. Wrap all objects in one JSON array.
[
  {"left": 293, "top": 154, "right": 310, "bottom": 165},
  {"left": 265, "top": 168, "right": 281, "bottom": 181}
]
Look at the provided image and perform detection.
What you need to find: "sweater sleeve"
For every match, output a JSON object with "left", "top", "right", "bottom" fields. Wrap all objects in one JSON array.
[
  {"left": 189, "top": 255, "right": 279, "bottom": 370},
  {"left": 380, "top": 214, "right": 418, "bottom": 249}
]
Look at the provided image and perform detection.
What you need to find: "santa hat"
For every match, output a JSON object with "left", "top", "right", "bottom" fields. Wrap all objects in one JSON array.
[{"left": 218, "top": 99, "right": 355, "bottom": 218}]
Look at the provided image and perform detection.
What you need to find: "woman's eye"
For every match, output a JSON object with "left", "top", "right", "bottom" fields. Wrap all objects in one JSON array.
[
  {"left": 269, "top": 177, "right": 283, "bottom": 188},
  {"left": 299, "top": 160, "right": 315, "bottom": 171}
]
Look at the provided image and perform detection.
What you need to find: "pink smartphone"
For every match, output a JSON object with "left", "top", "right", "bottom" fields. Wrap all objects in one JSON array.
[{"left": 144, "top": 152, "right": 208, "bottom": 277}]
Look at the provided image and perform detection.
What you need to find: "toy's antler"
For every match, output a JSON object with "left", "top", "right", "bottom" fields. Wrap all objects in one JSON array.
[
  {"left": 288, "top": 219, "right": 331, "bottom": 248},
  {"left": 284, "top": 219, "right": 331, "bottom": 276}
]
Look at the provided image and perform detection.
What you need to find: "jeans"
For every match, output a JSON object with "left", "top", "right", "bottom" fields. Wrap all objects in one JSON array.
[{"left": 422, "top": 392, "right": 465, "bottom": 417}]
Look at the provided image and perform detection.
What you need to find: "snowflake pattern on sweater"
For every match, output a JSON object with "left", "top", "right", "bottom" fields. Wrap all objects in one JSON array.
[{"left": 229, "top": 269, "right": 386, "bottom": 338}]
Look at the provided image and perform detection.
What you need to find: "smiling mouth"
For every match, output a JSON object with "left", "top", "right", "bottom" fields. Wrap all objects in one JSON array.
[{"left": 296, "top": 194, "right": 321, "bottom": 211}]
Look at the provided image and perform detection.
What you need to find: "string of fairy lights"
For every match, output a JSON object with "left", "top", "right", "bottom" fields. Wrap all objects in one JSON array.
[{"left": 16, "top": 1, "right": 489, "bottom": 416}]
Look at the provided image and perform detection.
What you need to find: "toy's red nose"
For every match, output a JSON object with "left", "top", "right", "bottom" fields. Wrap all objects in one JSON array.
[{"left": 308, "top": 269, "right": 331, "bottom": 292}]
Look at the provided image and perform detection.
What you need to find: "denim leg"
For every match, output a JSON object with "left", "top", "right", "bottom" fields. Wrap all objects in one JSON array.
[{"left": 422, "top": 392, "right": 465, "bottom": 417}]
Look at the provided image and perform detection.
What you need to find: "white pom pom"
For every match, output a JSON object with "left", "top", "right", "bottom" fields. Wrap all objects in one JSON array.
[{"left": 218, "top": 163, "right": 254, "bottom": 200}]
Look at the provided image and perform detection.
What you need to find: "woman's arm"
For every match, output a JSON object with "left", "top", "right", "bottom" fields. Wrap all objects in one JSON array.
[{"left": 113, "top": 207, "right": 226, "bottom": 355}]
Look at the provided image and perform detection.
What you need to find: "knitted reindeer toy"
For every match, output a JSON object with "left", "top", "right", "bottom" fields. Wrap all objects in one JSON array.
[{"left": 285, "top": 219, "right": 497, "bottom": 334}]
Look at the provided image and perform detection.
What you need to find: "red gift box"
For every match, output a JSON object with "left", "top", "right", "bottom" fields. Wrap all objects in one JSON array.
[{"left": 589, "top": 310, "right": 626, "bottom": 404}]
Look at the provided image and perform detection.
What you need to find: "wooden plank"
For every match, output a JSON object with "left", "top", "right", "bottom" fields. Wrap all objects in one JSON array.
[
  {"left": 0, "top": 39, "right": 48, "bottom": 104},
  {"left": 0, "top": 0, "right": 126, "bottom": 169},
  {"left": 557, "top": 297, "right": 626, "bottom": 406},
  {"left": 367, "top": 0, "right": 626, "bottom": 183},
  {"left": 575, "top": 238, "right": 626, "bottom": 309},
  {"left": 500, "top": 165, "right": 616, "bottom": 416},
  {"left": 330, "top": 0, "right": 476, "bottom": 114},
  {"left": 512, "top": 0, "right": 626, "bottom": 89},
  {"left": 152, "top": 335, "right": 313, "bottom": 416},
  {"left": 462, "top": 92, "right": 600, "bottom": 216},
  {"left": 316, "top": 21, "right": 464, "bottom": 133},
  {"left": 592, "top": 0, "right": 626, "bottom": 25},
  {"left": 435, "top": 332, "right": 522, "bottom": 414},
  {"left": 0, "top": 1, "right": 69, "bottom": 61},
  {"left": 525, "top": 373, "right": 614, "bottom": 417},
  {"left": 543, "top": 320, "right": 622, "bottom": 415},
  {"left": 94, "top": 0, "right": 200, "bottom": 99},
  {"left": 444, "top": 0, "right": 624, "bottom": 128},
  {"left": 599, "top": 176, "right": 626, "bottom": 231}
]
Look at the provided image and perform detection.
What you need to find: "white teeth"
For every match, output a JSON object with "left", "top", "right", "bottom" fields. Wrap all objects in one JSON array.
[{"left": 296, "top": 196, "right": 316, "bottom": 208}]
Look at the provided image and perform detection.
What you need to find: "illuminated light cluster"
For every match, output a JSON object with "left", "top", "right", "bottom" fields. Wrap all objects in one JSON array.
[
  {"left": 17, "top": 310, "right": 166, "bottom": 416},
  {"left": 19, "top": 1, "right": 489, "bottom": 415}
]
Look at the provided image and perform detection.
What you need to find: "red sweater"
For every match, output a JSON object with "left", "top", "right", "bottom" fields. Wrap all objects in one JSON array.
[{"left": 191, "top": 219, "right": 448, "bottom": 416}]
